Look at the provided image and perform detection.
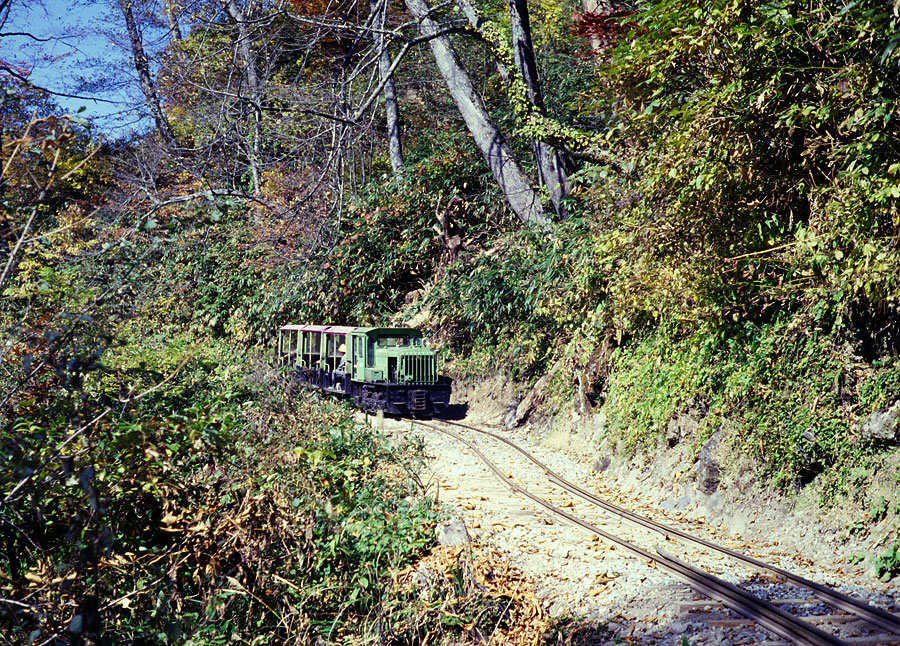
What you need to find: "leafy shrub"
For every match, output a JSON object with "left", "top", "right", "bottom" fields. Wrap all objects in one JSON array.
[
  {"left": 874, "top": 544, "right": 900, "bottom": 581},
  {"left": 1, "top": 332, "right": 439, "bottom": 644},
  {"left": 561, "top": 0, "right": 900, "bottom": 344},
  {"left": 250, "top": 129, "right": 514, "bottom": 331},
  {"left": 601, "top": 315, "right": 872, "bottom": 487}
]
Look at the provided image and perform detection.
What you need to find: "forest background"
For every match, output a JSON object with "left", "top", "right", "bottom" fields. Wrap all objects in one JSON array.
[{"left": 1, "top": 0, "right": 900, "bottom": 642}]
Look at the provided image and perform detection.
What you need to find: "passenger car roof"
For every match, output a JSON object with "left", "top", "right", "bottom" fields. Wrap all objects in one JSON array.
[{"left": 278, "top": 325, "right": 421, "bottom": 335}]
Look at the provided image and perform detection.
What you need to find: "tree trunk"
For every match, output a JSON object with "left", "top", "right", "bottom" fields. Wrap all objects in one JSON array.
[
  {"left": 224, "top": 0, "right": 262, "bottom": 194},
  {"left": 454, "top": 0, "right": 509, "bottom": 82},
  {"left": 371, "top": 0, "right": 404, "bottom": 175},
  {"left": 164, "top": 0, "right": 183, "bottom": 41},
  {"left": 225, "top": 0, "right": 260, "bottom": 96},
  {"left": 404, "top": 0, "right": 549, "bottom": 227},
  {"left": 120, "top": 0, "right": 179, "bottom": 149},
  {"left": 508, "top": 0, "right": 569, "bottom": 218}
]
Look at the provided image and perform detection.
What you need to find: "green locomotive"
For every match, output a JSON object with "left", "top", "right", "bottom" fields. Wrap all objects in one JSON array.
[{"left": 277, "top": 324, "right": 451, "bottom": 416}]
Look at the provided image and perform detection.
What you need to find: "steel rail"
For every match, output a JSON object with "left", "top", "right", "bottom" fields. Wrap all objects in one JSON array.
[
  {"left": 415, "top": 421, "right": 848, "bottom": 646},
  {"left": 433, "top": 418, "right": 900, "bottom": 636}
]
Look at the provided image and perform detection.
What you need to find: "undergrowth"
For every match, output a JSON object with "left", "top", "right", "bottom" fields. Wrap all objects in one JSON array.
[
  {"left": 875, "top": 544, "right": 900, "bottom": 581},
  {"left": 594, "top": 313, "right": 900, "bottom": 492},
  {"left": 1, "top": 330, "right": 442, "bottom": 644}
]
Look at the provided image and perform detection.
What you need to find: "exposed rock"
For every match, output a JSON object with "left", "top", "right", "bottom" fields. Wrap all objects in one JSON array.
[
  {"left": 515, "top": 359, "right": 563, "bottom": 425},
  {"left": 504, "top": 396, "right": 521, "bottom": 429},
  {"left": 436, "top": 518, "right": 470, "bottom": 546},
  {"left": 573, "top": 370, "right": 594, "bottom": 417},
  {"left": 575, "top": 337, "right": 613, "bottom": 415},
  {"left": 450, "top": 374, "right": 518, "bottom": 425},
  {"left": 590, "top": 410, "right": 607, "bottom": 445},
  {"left": 666, "top": 406, "right": 704, "bottom": 448},
  {"left": 547, "top": 599, "right": 569, "bottom": 616},
  {"left": 411, "top": 562, "right": 441, "bottom": 592},
  {"left": 860, "top": 401, "right": 900, "bottom": 444},
  {"left": 696, "top": 431, "right": 722, "bottom": 495},
  {"left": 665, "top": 419, "right": 681, "bottom": 448},
  {"left": 669, "top": 620, "right": 690, "bottom": 634},
  {"left": 593, "top": 457, "right": 611, "bottom": 472},
  {"left": 706, "top": 490, "right": 725, "bottom": 513}
]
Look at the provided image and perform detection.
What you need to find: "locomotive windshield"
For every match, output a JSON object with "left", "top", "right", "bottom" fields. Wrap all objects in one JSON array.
[{"left": 377, "top": 334, "right": 411, "bottom": 347}]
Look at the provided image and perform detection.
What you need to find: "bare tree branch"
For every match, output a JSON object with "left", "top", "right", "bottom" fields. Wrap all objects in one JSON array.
[
  {"left": 0, "top": 31, "right": 53, "bottom": 41},
  {"left": 0, "top": 66, "right": 122, "bottom": 104}
]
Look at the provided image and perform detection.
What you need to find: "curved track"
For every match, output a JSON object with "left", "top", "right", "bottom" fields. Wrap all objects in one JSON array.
[{"left": 414, "top": 418, "right": 900, "bottom": 646}]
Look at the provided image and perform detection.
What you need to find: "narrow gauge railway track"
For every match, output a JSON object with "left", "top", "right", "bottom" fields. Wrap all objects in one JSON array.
[{"left": 413, "top": 419, "right": 900, "bottom": 646}]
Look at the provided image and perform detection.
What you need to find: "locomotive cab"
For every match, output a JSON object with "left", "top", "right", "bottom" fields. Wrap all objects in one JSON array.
[
  {"left": 348, "top": 328, "right": 437, "bottom": 385},
  {"left": 346, "top": 327, "right": 449, "bottom": 416}
]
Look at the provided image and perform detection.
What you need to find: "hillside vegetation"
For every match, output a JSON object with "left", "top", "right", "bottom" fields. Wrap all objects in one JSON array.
[{"left": 2, "top": 0, "right": 900, "bottom": 641}]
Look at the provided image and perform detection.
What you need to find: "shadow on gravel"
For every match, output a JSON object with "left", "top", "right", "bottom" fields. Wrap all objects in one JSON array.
[
  {"left": 435, "top": 403, "right": 468, "bottom": 420},
  {"left": 371, "top": 403, "right": 468, "bottom": 422},
  {"left": 541, "top": 618, "right": 618, "bottom": 645}
]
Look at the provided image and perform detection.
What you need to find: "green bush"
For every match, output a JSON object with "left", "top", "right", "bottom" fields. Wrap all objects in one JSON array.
[
  {"left": 601, "top": 315, "right": 875, "bottom": 488},
  {"left": 874, "top": 544, "right": 900, "bottom": 581},
  {"left": 1, "top": 329, "right": 439, "bottom": 644}
]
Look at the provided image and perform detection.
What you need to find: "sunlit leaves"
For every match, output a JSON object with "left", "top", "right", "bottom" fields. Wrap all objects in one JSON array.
[{"left": 575, "top": 0, "right": 900, "bottom": 332}]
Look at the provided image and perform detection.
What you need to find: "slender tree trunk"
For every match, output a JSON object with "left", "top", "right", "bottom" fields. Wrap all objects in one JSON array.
[
  {"left": 455, "top": 0, "right": 509, "bottom": 81},
  {"left": 225, "top": 0, "right": 260, "bottom": 95},
  {"left": 508, "top": 0, "right": 569, "bottom": 218},
  {"left": 371, "top": 0, "right": 404, "bottom": 175},
  {"left": 404, "top": 0, "right": 549, "bottom": 227},
  {"left": 163, "top": 0, "right": 183, "bottom": 41},
  {"left": 224, "top": 0, "right": 262, "bottom": 193},
  {"left": 120, "top": 0, "right": 179, "bottom": 149}
]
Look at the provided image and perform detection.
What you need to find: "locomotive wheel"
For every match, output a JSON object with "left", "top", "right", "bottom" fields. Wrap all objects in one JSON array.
[{"left": 359, "top": 386, "right": 384, "bottom": 413}]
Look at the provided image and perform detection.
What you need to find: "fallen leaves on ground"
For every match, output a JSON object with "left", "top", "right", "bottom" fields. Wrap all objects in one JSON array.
[{"left": 395, "top": 544, "right": 546, "bottom": 646}]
